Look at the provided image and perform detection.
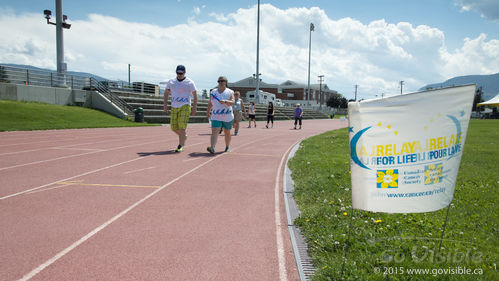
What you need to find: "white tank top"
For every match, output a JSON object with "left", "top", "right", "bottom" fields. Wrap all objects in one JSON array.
[{"left": 210, "top": 88, "right": 234, "bottom": 122}]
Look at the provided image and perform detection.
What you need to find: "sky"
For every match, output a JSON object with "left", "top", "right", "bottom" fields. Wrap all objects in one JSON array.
[{"left": 1, "top": 0, "right": 498, "bottom": 100}]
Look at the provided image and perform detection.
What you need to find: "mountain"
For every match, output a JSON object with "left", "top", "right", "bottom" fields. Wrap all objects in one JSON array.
[
  {"left": 0, "top": 63, "right": 108, "bottom": 81},
  {"left": 420, "top": 73, "right": 499, "bottom": 101}
]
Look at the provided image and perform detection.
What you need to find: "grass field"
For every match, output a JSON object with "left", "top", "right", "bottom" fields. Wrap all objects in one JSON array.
[
  {"left": 288, "top": 119, "right": 498, "bottom": 280},
  {"left": 0, "top": 100, "right": 157, "bottom": 131}
]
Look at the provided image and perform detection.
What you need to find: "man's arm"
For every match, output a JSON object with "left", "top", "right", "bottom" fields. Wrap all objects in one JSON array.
[
  {"left": 163, "top": 88, "right": 170, "bottom": 114},
  {"left": 191, "top": 90, "right": 198, "bottom": 116}
]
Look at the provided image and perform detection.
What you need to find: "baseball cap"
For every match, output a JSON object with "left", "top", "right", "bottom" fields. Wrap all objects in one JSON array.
[{"left": 176, "top": 65, "right": 186, "bottom": 74}]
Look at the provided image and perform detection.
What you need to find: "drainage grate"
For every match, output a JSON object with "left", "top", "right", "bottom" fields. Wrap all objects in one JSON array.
[{"left": 284, "top": 143, "right": 316, "bottom": 281}]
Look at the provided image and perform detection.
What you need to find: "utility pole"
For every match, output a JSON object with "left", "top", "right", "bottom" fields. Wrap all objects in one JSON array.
[
  {"left": 354, "top": 84, "right": 358, "bottom": 101},
  {"left": 307, "top": 23, "right": 314, "bottom": 107},
  {"left": 400, "top": 80, "right": 404, "bottom": 95},
  {"left": 255, "top": 0, "right": 261, "bottom": 99},
  {"left": 128, "top": 64, "right": 131, "bottom": 87},
  {"left": 318, "top": 75, "right": 324, "bottom": 109}
]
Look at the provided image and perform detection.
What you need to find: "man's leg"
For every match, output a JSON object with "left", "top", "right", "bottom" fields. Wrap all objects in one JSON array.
[{"left": 176, "top": 129, "right": 187, "bottom": 146}]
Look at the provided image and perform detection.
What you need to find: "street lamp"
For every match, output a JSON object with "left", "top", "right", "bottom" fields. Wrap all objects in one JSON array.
[
  {"left": 255, "top": 0, "right": 261, "bottom": 99},
  {"left": 307, "top": 23, "right": 314, "bottom": 106},
  {"left": 44, "top": 0, "right": 71, "bottom": 87}
]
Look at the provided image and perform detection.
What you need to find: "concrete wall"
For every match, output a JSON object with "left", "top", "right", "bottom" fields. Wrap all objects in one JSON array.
[{"left": 0, "top": 82, "right": 127, "bottom": 119}]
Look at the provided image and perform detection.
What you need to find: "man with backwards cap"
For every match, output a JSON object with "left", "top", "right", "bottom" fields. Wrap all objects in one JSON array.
[{"left": 164, "top": 65, "right": 198, "bottom": 152}]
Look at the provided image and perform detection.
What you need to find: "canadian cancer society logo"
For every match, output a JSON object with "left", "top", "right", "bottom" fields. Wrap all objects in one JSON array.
[
  {"left": 424, "top": 163, "right": 443, "bottom": 185},
  {"left": 377, "top": 169, "right": 399, "bottom": 188}
]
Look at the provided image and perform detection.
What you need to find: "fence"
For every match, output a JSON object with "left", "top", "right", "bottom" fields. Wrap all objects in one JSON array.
[{"left": 0, "top": 65, "right": 134, "bottom": 115}]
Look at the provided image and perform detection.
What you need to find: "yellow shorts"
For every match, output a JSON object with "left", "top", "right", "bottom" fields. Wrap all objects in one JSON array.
[{"left": 170, "top": 105, "right": 191, "bottom": 131}]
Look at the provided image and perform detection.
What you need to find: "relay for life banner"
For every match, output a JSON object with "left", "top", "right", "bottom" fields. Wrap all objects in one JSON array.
[{"left": 348, "top": 85, "right": 475, "bottom": 213}]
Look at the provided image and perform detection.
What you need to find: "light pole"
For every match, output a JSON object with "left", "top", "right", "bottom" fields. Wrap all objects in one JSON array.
[
  {"left": 44, "top": 0, "right": 71, "bottom": 87},
  {"left": 354, "top": 84, "right": 358, "bottom": 101},
  {"left": 400, "top": 80, "right": 404, "bottom": 95},
  {"left": 255, "top": 0, "right": 261, "bottom": 100},
  {"left": 307, "top": 23, "right": 314, "bottom": 106},
  {"left": 318, "top": 75, "right": 324, "bottom": 109}
]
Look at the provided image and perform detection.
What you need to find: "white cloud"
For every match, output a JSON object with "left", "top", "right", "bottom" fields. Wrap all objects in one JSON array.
[
  {"left": 0, "top": 5, "right": 498, "bottom": 99},
  {"left": 454, "top": 0, "right": 499, "bottom": 22}
]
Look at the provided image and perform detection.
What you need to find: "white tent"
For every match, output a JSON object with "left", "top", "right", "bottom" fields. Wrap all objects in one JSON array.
[{"left": 477, "top": 94, "right": 499, "bottom": 106}]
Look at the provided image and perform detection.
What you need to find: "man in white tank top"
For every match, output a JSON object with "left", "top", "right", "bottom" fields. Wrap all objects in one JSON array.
[{"left": 206, "top": 76, "right": 234, "bottom": 154}]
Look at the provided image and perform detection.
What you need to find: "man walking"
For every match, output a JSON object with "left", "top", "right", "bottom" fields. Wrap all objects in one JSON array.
[{"left": 164, "top": 65, "right": 198, "bottom": 152}]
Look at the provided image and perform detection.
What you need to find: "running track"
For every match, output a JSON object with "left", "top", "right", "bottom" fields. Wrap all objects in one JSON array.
[{"left": 0, "top": 119, "right": 347, "bottom": 281}]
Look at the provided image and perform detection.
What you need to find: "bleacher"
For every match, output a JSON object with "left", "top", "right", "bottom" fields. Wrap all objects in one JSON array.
[{"left": 114, "top": 91, "right": 329, "bottom": 124}]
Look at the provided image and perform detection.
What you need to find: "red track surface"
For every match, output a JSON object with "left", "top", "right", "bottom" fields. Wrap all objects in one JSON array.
[{"left": 0, "top": 119, "right": 347, "bottom": 281}]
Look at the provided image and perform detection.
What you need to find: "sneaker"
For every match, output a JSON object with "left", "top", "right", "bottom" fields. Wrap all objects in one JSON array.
[
  {"left": 299, "top": 126, "right": 302, "bottom": 129},
  {"left": 266, "top": 124, "right": 268, "bottom": 128},
  {"left": 234, "top": 131, "right": 238, "bottom": 136},
  {"left": 175, "top": 145, "right": 183, "bottom": 152},
  {"left": 247, "top": 125, "right": 251, "bottom": 128},
  {"left": 294, "top": 127, "right": 296, "bottom": 130},
  {"left": 254, "top": 124, "right": 256, "bottom": 128},
  {"left": 207, "top": 146, "right": 215, "bottom": 154},
  {"left": 224, "top": 147, "right": 230, "bottom": 152}
]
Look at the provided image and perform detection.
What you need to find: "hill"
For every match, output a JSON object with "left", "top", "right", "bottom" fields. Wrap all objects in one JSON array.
[{"left": 420, "top": 73, "right": 499, "bottom": 101}]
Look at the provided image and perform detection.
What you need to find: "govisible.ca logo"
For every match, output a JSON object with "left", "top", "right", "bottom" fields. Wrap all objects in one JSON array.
[{"left": 368, "top": 237, "right": 483, "bottom": 264}]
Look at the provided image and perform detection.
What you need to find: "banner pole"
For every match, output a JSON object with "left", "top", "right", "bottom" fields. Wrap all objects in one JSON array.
[
  {"left": 437, "top": 203, "right": 451, "bottom": 255},
  {"left": 340, "top": 205, "right": 354, "bottom": 278}
]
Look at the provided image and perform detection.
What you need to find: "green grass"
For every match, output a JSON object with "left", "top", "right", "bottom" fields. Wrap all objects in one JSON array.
[
  {"left": 288, "top": 119, "right": 498, "bottom": 280},
  {"left": 0, "top": 100, "right": 158, "bottom": 131}
]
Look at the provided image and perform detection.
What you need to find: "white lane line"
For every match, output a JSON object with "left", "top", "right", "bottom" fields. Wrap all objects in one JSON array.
[
  {"left": 27, "top": 183, "right": 77, "bottom": 195},
  {"left": 0, "top": 158, "right": 143, "bottom": 200},
  {"left": 18, "top": 147, "right": 228, "bottom": 281},
  {"left": 0, "top": 140, "right": 164, "bottom": 172},
  {"left": 123, "top": 166, "right": 156, "bottom": 175},
  {"left": 0, "top": 141, "right": 203, "bottom": 200},
  {"left": 274, "top": 142, "right": 297, "bottom": 281}
]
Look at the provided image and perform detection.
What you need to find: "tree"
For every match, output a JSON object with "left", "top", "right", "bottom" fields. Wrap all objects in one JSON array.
[
  {"left": 473, "top": 86, "right": 484, "bottom": 112},
  {"left": 327, "top": 93, "right": 348, "bottom": 108}
]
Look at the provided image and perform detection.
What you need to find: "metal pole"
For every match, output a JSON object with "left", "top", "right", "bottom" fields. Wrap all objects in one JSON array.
[
  {"left": 307, "top": 23, "right": 313, "bottom": 106},
  {"left": 354, "top": 85, "right": 358, "bottom": 101},
  {"left": 400, "top": 80, "right": 404, "bottom": 95},
  {"left": 318, "top": 75, "right": 324, "bottom": 109},
  {"left": 437, "top": 204, "right": 452, "bottom": 256},
  {"left": 128, "top": 64, "right": 131, "bottom": 87},
  {"left": 55, "top": 0, "right": 67, "bottom": 86},
  {"left": 255, "top": 0, "right": 260, "bottom": 99}
]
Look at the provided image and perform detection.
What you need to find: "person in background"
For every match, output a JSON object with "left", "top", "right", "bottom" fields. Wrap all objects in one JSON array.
[
  {"left": 265, "top": 101, "right": 274, "bottom": 128},
  {"left": 247, "top": 101, "right": 256, "bottom": 128},
  {"left": 206, "top": 76, "right": 234, "bottom": 154},
  {"left": 163, "top": 65, "right": 197, "bottom": 152},
  {"left": 294, "top": 103, "right": 303, "bottom": 129},
  {"left": 232, "top": 91, "right": 247, "bottom": 136}
]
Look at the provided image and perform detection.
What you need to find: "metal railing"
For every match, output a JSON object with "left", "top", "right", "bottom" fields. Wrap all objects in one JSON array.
[{"left": 0, "top": 64, "right": 134, "bottom": 114}]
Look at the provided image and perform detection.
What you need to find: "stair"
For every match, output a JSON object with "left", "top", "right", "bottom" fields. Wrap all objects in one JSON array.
[{"left": 113, "top": 91, "right": 330, "bottom": 124}]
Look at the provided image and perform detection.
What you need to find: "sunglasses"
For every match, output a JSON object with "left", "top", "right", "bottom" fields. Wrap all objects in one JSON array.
[{"left": 217, "top": 80, "right": 226, "bottom": 83}]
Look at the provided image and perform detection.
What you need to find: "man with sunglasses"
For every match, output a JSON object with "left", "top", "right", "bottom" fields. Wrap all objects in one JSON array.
[{"left": 164, "top": 65, "right": 198, "bottom": 152}]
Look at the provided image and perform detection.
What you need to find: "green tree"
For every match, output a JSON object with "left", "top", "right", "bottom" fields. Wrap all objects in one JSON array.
[
  {"left": 473, "top": 86, "right": 484, "bottom": 112},
  {"left": 327, "top": 93, "right": 348, "bottom": 108}
]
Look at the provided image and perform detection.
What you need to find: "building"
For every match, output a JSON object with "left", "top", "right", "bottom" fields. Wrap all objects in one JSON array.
[{"left": 228, "top": 76, "right": 337, "bottom": 107}]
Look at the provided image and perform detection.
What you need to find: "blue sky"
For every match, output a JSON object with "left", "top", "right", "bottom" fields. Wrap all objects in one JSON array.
[{"left": 1, "top": 0, "right": 498, "bottom": 99}]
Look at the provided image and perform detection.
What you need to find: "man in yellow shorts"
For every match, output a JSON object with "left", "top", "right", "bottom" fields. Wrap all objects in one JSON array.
[{"left": 164, "top": 65, "right": 198, "bottom": 152}]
